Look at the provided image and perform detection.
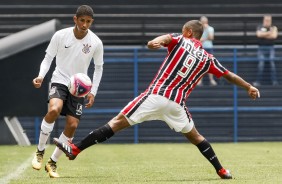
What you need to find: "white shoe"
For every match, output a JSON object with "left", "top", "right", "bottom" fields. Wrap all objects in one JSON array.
[
  {"left": 32, "top": 149, "right": 45, "bottom": 170},
  {"left": 45, "top": 159, "right": 60, "bottom": 178}
]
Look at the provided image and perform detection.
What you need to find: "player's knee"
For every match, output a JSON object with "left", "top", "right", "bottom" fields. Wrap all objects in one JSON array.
[
  {"left": 109, "top": 114, "right": 130, "bottom": 132},
  {"left": 48, "top": 106, "right": 61, "bottom": 118}
]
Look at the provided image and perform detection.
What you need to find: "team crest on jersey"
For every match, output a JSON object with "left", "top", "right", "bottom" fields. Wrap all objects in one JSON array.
[{"left": 82, "top": 44, "right": 91, "bottom": 54}]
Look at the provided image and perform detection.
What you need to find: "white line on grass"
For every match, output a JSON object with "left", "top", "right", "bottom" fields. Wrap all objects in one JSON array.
[
  {"left": 0, "top": 145, "right": 49, "bottom": 184},
  {"left": 0, "top": 154, "right": 33, "bottom": 184}
]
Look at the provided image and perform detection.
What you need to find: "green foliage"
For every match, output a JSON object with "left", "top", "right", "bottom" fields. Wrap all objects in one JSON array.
[{"left": 1, "top": 143, "right": 282, "bottom": 184}]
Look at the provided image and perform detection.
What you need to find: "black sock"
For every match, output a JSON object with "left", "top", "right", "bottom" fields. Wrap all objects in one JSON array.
[
  {"left": 49, "top": 158, "right": 56, "bottom": 163},
  {"left": 75, "top": 124, "right": 114, "bottom": 151},
  {"left": 196, "top": 139, "right": 223, "bottom": 171}
]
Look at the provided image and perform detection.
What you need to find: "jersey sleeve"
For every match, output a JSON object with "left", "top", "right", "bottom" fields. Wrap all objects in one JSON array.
[
  {"left": 208, "top": 57, "right": 229, "bottom": 78},
  {"left": 165, "top": 33, "right": 182, "bottom": 52},
  {"left": 91, "top": 40, "right": 104, "bottom": 96},
  {"left": 45, "top": 31, "right": 59, "bottom": 57},
  {"left": 93, "top": 40, "right": 104, "bottom": 65},
  {"left": 38, "top": 53, "right": 54, "bottom": 78}
]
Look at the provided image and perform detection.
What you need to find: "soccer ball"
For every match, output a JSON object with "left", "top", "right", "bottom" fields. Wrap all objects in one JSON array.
[{"left": 68, "top": 73, "right": 92, "bottom": 97}]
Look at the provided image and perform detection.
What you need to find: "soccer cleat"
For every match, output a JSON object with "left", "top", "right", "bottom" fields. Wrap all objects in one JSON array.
[
  {"left": 53, "top": 138, "right": 80, "bottom": 160},
  {"left": 217, "top": 168, "right": 232, "bottom": 179},
  {"left": 32, "top": 149, "right": 45, "bottom": 170},
  {"left": 45, "top": 159, "right": 60, "bottom": 178}
]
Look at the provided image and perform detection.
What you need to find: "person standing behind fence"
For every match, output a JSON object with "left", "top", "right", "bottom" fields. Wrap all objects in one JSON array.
[
  {"left": 198, "top": 16, "right": 217, "bottom": 86},
  {"left": 253, "top": 15, "right": 279, "bottom": 86}
]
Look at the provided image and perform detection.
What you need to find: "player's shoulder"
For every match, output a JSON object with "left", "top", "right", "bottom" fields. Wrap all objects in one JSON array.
[
  {"left": 56, "top": 27, "right": 72, "bottom": 34},
  {"left": 87, "top": 30, "right": 103, "bottom": 44},
  {"left": 171, "top": 33, "right": 182, "bottom": 38},
  {"left": 53, "top": 27, "right": 73, "bottom": 38}
]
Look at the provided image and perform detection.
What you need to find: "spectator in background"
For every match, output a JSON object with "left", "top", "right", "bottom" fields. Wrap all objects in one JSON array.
[
  {"left": 198, "top": 16, "right": 217, "bottom": 86},
  {"left": 253, "top": 15, "right": 279, "bottom": 86}
]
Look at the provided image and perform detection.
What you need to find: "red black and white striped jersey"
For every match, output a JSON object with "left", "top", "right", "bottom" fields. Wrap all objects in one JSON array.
[{"left": 144, "top": 33, "right": 229, "bottom": 106}]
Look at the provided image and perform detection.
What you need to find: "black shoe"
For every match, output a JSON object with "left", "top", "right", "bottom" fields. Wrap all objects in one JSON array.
[{"left": 53, "top": 138, "right": 80, "bottom": 160}]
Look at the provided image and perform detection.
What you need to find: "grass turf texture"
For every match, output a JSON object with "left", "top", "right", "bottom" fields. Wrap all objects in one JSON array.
[{"left": 1, "top": 142, "right": 282, "bottom": 184}]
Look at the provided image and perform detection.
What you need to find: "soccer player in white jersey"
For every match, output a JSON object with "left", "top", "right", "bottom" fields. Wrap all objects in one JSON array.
[
  {"left": 54, "top": 20, "right": 260, "bottom": 179},
  {"left": 31, "top": 5, "right": 104, "bottom": 178}
]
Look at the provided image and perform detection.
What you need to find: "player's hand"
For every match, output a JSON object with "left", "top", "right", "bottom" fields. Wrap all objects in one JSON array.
[
  {"left": 248, "top": 86, "right": 260, "bottom": 100},
  {"left": 147, "top": 41, "right": 164, "bottom": 49},
  {"left": 85, "top": 93, "right": 95, "bottom": 108},
  {"left": 32, "top": 76, "right": 43, "bottom": 88}
]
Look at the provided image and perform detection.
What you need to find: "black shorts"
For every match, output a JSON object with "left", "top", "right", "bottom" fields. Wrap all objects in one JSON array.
[{"left": 48, "top": 83, "right": 85, "bottom": 119}]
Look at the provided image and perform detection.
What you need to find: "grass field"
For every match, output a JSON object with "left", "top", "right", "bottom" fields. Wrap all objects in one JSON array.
[{"left": 0, "top": 142, "right": 282, "bottom": 184}]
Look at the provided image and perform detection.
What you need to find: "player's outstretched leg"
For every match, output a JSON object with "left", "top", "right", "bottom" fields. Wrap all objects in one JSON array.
[
  {"left": 183, "top": 126, "right": 232, "bottom": 179},
  {"left": 53, "top": 124, "right": 115, "bottom": 160},
  {"left": 196, "top": 139, "right": 232, "bottom": 179}
]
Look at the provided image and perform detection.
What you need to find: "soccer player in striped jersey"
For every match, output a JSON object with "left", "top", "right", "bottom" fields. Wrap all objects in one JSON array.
[
  {"left": 31, "top": 5, "right": 104, "bottom": 178},
  {"left": 54, "top": 20, "right": 260, "bottom": 179}
]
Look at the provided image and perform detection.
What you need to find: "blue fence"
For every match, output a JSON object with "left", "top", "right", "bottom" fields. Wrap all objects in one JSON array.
[
  {"left": 33, "top": 47, "right": 282, "bottom": 144},
  {"left": 87, "top": 47, "right": 282, "bottom": 143}
]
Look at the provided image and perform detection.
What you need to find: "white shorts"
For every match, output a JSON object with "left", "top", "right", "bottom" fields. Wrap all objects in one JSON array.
[{"left": 121, "top": 94, "right": 194, "bottom": 133}]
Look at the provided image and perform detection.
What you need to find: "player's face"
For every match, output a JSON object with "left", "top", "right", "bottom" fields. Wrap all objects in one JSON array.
[{"left": 74, "top": 15, "right": 94, "bottom": 33}]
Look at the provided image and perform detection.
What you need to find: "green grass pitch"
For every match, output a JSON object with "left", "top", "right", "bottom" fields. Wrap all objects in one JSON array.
[{"left": 1, "top": 142, "right": 282, "bottom": 184}]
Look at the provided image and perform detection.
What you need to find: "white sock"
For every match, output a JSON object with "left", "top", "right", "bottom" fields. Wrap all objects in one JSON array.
[
  {"left": 37, "top": 119, "right": 54, "bottom": 151},
  {"left": 51, "top": 132, "right": 73, "bottom": 162}
]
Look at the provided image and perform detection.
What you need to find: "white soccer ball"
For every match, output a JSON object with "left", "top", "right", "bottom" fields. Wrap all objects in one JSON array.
[{"left": 68, "top": 73, "right": 92, "bottom": 98}]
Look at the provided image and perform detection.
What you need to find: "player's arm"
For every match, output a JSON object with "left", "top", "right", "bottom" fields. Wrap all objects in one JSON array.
[
  {"left": 147, "top": 34, "right": 172, "bottom": 49},
  {"left": 33, "top": 32, "right": 58, "bottom": 88},
  {"left": 32, "top": 53, "right": 54, "bottom": 88},
  {"left": 86, "top": 41, "right": 104, "bottom": 108},
  {"left": 223, "top": 72, "right": 260, "bottom": 100}
]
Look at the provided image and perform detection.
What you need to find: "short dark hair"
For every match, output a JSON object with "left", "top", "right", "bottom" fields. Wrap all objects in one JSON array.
[
  {"left": 184, "top": 20, "right": 203, "bottom": 40},
  {"left": 76, "top": 5, "right": 94, "bottom": 18}
]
